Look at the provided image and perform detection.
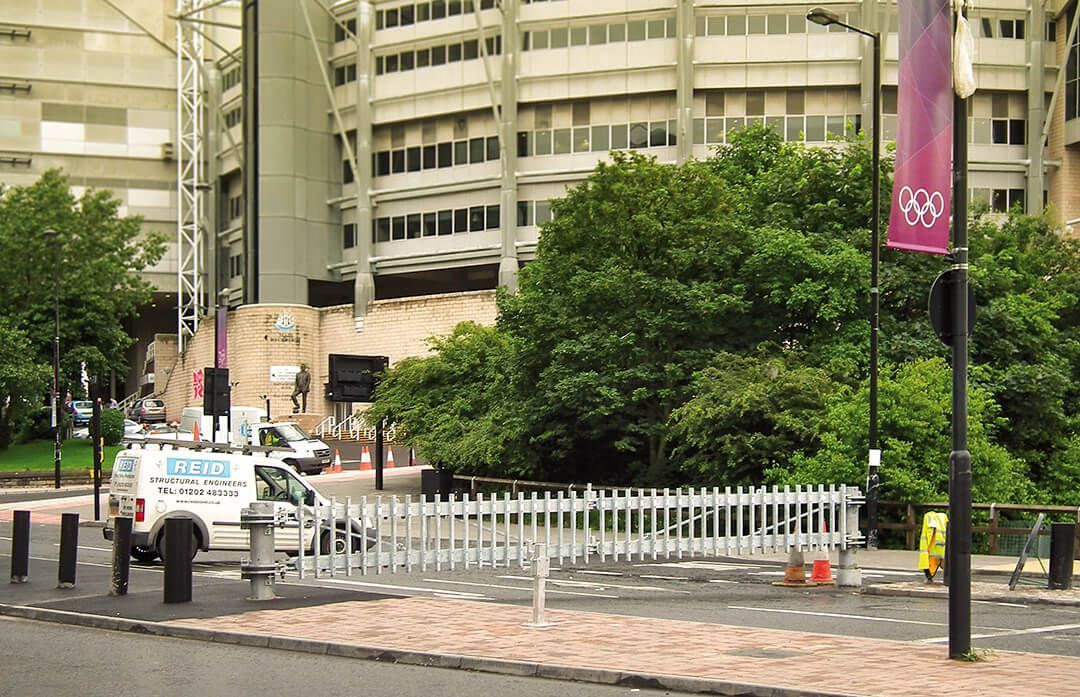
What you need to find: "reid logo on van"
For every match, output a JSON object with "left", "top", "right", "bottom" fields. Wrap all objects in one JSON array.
[{"left": 166, "top": 457, "right": 231, "bottom": 478}]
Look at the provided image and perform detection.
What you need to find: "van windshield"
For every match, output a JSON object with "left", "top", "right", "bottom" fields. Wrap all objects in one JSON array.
[
  {"left": 254, "top": 465, "right": 310, "bottom": 504},
  {"left": 273, "top": 423, "right": 311, "bottom": 442}
]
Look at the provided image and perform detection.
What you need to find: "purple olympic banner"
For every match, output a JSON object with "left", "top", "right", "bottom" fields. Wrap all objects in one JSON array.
[
  {"left": 887, "top": 0, "right": 952, "bottom": 255},
  {"left": 215, "top": 306, "right": 227, "bottom": 369}
]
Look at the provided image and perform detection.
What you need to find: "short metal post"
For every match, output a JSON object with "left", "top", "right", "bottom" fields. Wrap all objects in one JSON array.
[
  {"left": 524, "top": 543, "right": 554, "bottom": 628},
  {"left": 57, "top": 512, "right": 78, "bottom": 588},
  {"left": 836, "top": 501, "right": 862, "bottom": 588},
  {"left": 10, "top": 510, "right": 30, "bottom": 583},
  {"left": 110, "top": 516, "right": 133, "bottom": 596},
  {"left": 163, "top": 518, "right": 193, "bottom": 603},
  {"left": 1049, "top": 523, "right": 1076, "bottom": 590},
  {"left": 241, "top": 501, "right": 279, "bottom": 601}
]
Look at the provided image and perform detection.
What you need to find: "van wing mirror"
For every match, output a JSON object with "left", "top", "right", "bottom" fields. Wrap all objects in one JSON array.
[{"left": 304, "top": 489, "right": 316, "bottom": 507}]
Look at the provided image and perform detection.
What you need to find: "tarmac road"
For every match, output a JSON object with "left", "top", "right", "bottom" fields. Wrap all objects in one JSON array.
[{"left": 0, "top": 615, "right": 691, "bottom": 697}]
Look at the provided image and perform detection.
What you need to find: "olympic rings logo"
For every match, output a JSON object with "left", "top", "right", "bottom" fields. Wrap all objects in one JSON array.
[{"left": 898, "top": 186, "right": 945, "bottom": 228}]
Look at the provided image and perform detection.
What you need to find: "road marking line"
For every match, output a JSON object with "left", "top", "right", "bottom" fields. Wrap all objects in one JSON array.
[
  {"left": 423, "top": 578, "right": 619, "bottom": 599},
  {"left": 293, "top": 576, "right": 487, "bottom": 599},
  {"left": 573, "top": 570, "right": 624, "bottom": 576},
  {"left": 726, "top": 605, "right": 1012, "bottom": 631},
  {"left": 640, "top": 574, "right": 689, "bottom": 581},
  {"left": 637, "top": 562, "right": 763, "bottom": 571},
  {"left": 919, "top": 622, "right": 1080, "bottom": 644},
  {"left": 498, "top": 574, "right": 690, "bottom": 594},
  {"left": 972, "top": 600, "right": 1029, "bottom": 608},
  {"left": 708, "top": 579, "right": 738, "bottom": 584}
]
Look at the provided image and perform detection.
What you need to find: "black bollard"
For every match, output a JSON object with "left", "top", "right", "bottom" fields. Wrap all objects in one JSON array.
[
  {"left": 110, "top": 516, "right": 133, "bottom": 596},
  {"left": 57, "top": 512, "right": 79, "bottom": 588},
  {"left": 162, "top": 518, "right": 193, "bottom": 603},
  {"left": 1048, "top": 523, "right": 1076, "bottom": 590},
  {"left": 10, "top": 510, "right": 30, "bottom": 583}
]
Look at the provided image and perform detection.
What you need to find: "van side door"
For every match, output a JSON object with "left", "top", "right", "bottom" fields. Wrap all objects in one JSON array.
[{"left": 253, "top": 465, "right": 316, "bottom": 552}]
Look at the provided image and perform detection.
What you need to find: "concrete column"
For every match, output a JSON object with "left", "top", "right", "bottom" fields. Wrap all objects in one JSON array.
[
  {"left": 837, "top": 499, "right": 863, "bottom": 588},
  {"left": 1027, "top": 0, "right": 1046, "bottom": 214},
  {"left": 241, "top": 0, "right": 259, "bottom": 304},
  {"left": 353, "top": 1, "right": 376, "bottom": 329},
  {"left": 676, "top": 0, "right": 694, "bottom": 163},
  {"left": 498, "top": 0, "right": 520, "bottom": 292},
  {"left": 859, "top": 0, "right": 881, "bottom": 141}
]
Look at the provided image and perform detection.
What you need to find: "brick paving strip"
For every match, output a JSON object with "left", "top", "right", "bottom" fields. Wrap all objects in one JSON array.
[{"left": 170, "top": 597, "right": 1078, "bottom": 697}]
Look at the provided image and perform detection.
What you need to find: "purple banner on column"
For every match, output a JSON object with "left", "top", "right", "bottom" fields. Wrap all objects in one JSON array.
[
  {"left": 887, "top": 0, "right": 952, "bottom": 255},
  {"left": 215, "top": 306, "right": 227, "bottom": 369}
]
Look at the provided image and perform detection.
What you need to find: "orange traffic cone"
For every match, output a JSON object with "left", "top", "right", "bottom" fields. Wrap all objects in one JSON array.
[
  {"left": 192, "top": 420, "right": 200, "bottom": 442},
  {"left": 772, "top": 547, "right": 816, "bottom": 587},
  {"left": 385, "top": 448, "right": 395, "bottom": 469},
  {"left": 359, "top": 445, "right": 372, "bottom": 471},
  {"left": 810, "top": 547, "right": 834, "bottom": 585},
  {"left": 330, "top": 449, "right": 343, "bottom": 473}
]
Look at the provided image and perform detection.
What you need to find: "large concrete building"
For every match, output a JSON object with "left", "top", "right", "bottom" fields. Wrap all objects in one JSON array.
[{"left": 3, "top": 0, "right": 1079, "bottom": 422}]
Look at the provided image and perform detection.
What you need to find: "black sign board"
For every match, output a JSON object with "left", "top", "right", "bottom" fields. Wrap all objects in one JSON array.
[
  {"left": 326, "top": 354, "right": 388, "bottom": 403},
  {"left": 204, "top": 367, "right": 230, "bottom": 416},
  {"left": 928, "top": 269, "right": 976, "bottom": 346}
]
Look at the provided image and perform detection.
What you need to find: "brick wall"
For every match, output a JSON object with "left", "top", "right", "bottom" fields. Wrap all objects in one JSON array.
[{"left": 157, "top": 290, "right": 497, "bottom": 423}]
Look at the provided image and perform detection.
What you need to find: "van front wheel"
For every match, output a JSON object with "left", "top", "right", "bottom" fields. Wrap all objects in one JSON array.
[{"left": 319, "top": 528, "right": 352, "bottom": 555}]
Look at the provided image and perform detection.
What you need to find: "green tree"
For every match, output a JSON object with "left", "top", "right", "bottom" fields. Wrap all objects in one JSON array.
[
  {"left": 497, "top": 152, "right": 748, "bottom": 484},
  {"left": 0, "top": 169, "right": 165, "bottom": 395},
  {"left": 364, "top": 323, "right": 526, "bottom": 476},
  {"left": 0, "top": 317, "right": 50, "bottom": 449},
  {"left": 670, "top": 353, "right": 835, "bottom": 485},
  {"left": 768, "top": 358, "right": 1033, "bottom": 504}
]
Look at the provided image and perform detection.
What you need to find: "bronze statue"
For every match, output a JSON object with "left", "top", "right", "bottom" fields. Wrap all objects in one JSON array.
[{"left": 291, "top": 363, "right": 311, "bottom": 413}]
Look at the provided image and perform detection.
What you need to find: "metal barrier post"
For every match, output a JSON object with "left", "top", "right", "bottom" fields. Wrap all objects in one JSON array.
[
  {"left": 57, "top": 512, "right": 78, "bottom": 588},
  {"left": 1049, "top": 523, "right": 1076, "bottom": 590},
  {"left": 524, "top": 543, "right": 554, "bottom": 628},
  {"left": 241, "top": 501, "right": 279, "bottom": 600},
  {"left": 836, "top": 495, "right": 863, "bottom": 588},
  {"left": 110, "top": 516, "right": 133, "bottom": 596},
  {"left": 10, "top": 510, "right": 30, "bottom": 583},
  {"left": 163, "top": 518, "right": 193, "bottom": 603}
]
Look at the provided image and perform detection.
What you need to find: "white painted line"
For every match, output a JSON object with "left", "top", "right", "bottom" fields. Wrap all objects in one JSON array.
[
  {"left": 423, "top": 578, "right": 619, "bottom": 599},
  {"left": 708, "top": 579, "right": 738, "bottom": 584},
  {"left": 860, "top": 569, "right": 925, "bottom": 577},
  {"left": 498, "top": 575, "right": 690, "bottom": 594},
  {"left": 640, "top": 574, "right": 689, "bottom": 581},
  {"left": 725, "top": 605, "right": 1010, "bottom": 630},
  {"left": 919, "top": 622, "right": 1080, "bottom": 644},
  {"left": 296, "top": 576, "right": 488, "bottom": 599},
  {"left": 51, "top": 543, "right": 112, "bottom": 552},
  {"left": 637, "top": 561, "right": 763, "bottom": 571},
  {"left": 972, "top": 600, "right": 1029, "bottom": 608},
  {"left": 573, "top": 570, "right": 624, "bottom": 577}
]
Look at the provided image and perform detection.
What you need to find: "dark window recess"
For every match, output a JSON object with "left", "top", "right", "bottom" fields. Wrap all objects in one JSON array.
[
  {"left": 385, "top": 8, "right": 398, "bottom": 27},
  {"left": 469, "top": 137, "right": 485, "bottom": 163},
  {"left": 400, "top": 51, "right": 414, "bottom": 71},
  {"left": 423, "top": 212, "right": 437, "bottom": 236},
  {"left": 454, "top": 208, "right": 469, "bottom": 232},
  {"left": 486, "top": 135, "right": 500, "bottom": 160},
  {"left": 422, "top": 144, "right": 437, "bottom": 169},
  {"left": 464, "top": 39, "right": 479, "bottom": 60},
  {"left": 448, "top": 43, "right": 462, "bottom": 62},
  {"left": 343, "top": 160, "right": 354, "bottom": 183},
  {"left": 375, "top": 56, "right": 384, "bottom": 75},
  {"left": 1008, "top": 119, "right": 1026, "bottom": 145},
  {"left": 438, "top": 141, "right": 453, "bottom": 167},
  {"left": 343, "top": 223, "right": 356, "bottom": 249},
  {"left": 407, "top": 146, "right": 421, "bottom": 172},
  {"left": 376, "top": 217, "right": 391, "bottom": 242},
  {"left": 401, "top": 5, "right": 414, "bottom": 25},
  {"left": 416, "top": 49, "right": 430, "bottom": 68},
  {"left": 431, "top": 45, "right": 446, "bottom": 65},
  {"left": 469, "top": 206, "right": 486, "bottom": 231},
  {"left": 517, "top": 131, "right": 531, "bottom": 157},
  {"left": 376, "top": 151, "right": 391, "bottom": 176},
  {"left": 486, "top": 204, "right": 500, "bottom": 229},
  {"left": 407, "top": 213, "right": 422, "bottom": 238},
  {"left": 454, "top": 140, "right": 469, "bottom": 165},
  {"left": 438, "top": 209, "right": 453, "bottom": 235},
  {"left": 386, "top": 54, "right": 399, "bottom": 72},
  {"left": 392, "top": 216, "right": 406, "bottom": 240},
  {"left": 432, "top": 1, "right": 446, "bottom": 20}
]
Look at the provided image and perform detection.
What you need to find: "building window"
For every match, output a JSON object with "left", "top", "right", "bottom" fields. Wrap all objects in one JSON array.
[{"left": 343, "top": 223, "right": 356, "bottom": 249}]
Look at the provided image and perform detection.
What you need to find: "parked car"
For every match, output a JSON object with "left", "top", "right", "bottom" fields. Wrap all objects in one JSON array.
[
  {"left": 129, "top": 398, "right": 166, "bottom": 424},
  {"left": 71, "top": 400, "right": 94, "bottom": 426}
]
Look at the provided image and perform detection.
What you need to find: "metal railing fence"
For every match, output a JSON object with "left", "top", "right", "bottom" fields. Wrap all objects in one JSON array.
[{"left": 295, "top": 484, "right": 863, "bottom": 579}]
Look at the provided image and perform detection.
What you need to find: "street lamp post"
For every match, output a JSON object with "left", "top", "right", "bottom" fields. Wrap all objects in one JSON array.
[
  {"left": 43, "top": 228, "right": 62, "bottom": 489},
  {"left": 807, "top": 8, "right": 882, "bottom": 548}
]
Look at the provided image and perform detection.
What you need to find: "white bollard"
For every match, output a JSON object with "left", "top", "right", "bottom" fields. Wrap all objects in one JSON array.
[{"left": 524, "top": 542, "right": 555, "bottom": 628}]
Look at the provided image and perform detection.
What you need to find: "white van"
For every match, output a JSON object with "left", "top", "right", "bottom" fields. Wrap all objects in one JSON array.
[
  {"left": 179, "top": 406, "right": 331, "bottom": 475},
  {"left": 104, "top": 441, "right": 371, "bottom": 562}
]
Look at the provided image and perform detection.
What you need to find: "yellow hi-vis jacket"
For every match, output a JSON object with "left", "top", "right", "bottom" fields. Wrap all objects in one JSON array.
[{"left": 918, "top": 511, "right": 948, "bottom": 571}]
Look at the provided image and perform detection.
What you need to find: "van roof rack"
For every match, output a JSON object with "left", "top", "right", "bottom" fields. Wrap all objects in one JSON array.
[{"left": 121, "top": 436, "right": 289, "bottom": 457}]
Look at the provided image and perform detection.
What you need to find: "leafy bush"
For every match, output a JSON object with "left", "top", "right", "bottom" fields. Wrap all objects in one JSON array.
[{"left": 101, "top": 408, "right": 124, "bottom": 445}]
